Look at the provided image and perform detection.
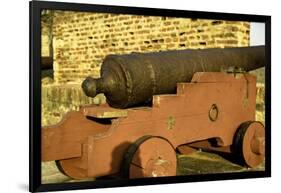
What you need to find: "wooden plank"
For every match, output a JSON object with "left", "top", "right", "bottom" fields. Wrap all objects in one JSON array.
[{"left": 82, "top": 106, "right": 128, "bottom": 118}]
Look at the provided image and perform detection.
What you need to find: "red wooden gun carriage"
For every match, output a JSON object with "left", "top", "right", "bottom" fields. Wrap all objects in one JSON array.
[{"left": 42, "top": 46, "right": 265, "bottom": 179}]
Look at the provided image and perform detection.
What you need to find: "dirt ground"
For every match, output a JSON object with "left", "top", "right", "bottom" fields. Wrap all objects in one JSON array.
[{"left": 42, "top": 150, "right": 264, "bottom": 184}]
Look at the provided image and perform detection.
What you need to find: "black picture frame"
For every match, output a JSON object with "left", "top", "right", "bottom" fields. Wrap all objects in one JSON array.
[{"left": 29, "top": 0, "right": 271, "bottom": 192}]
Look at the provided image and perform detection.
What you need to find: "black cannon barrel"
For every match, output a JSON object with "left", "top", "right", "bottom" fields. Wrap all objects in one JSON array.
[{"left": 82, "top": 46, "right": 265, "bottom": 108}]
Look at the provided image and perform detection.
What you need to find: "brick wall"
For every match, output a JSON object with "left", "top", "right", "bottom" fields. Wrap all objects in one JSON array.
[
  {"left": 43, "top": 11, "right": 250, "bottom": 84},
  {"left": 41, "top": 11, "right": 52, "bottom": 57}
]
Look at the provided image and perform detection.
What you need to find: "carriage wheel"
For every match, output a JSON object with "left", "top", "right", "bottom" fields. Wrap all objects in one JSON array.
[
  {"left": 122, "top": 136, "right": 177, "bottom": 179},
  {"left": 232, "top": 121, "right": 265, "bottom": 168},
  {"left": 55, "top": 160, "right": 68, "bottom": 176},
  {"left": 55, "top": 159, "right": 87, "bottom": 179}
]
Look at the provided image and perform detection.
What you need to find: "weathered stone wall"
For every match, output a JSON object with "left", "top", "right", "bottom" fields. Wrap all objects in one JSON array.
[
  {"left": 41, "top": 11, "right": 52, "bottom": 57},
  {"left": 41, "top": 84, "right": 105, "bottom": 126},
  {"left": 41, "top": 26, "right": 50, "bottom": 57},
  {"left": 47, "top": 11, "right": 250, "bottom": 84}
]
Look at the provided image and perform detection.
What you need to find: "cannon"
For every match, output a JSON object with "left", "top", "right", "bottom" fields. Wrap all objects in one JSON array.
[
  {"left": 42, "top": 46, "right": 265, "bottom": 180},
  {"left": 82, "top": 46, "right": 265, "bottom": 108}
]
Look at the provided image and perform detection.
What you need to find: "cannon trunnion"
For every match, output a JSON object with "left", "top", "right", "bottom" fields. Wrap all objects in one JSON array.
[{"left": 42, "top": 72, "right": 265, "bottom": 179}]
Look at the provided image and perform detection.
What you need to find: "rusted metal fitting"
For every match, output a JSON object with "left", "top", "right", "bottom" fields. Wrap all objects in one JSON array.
[{"left": 209, "top": 104, "right": 219, "bottom": 121}]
